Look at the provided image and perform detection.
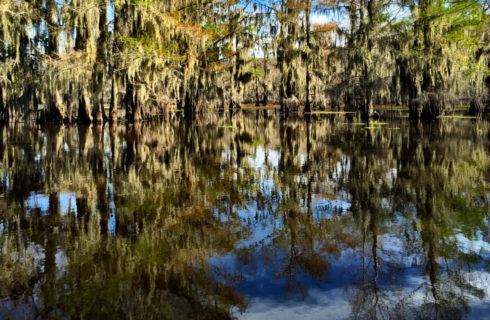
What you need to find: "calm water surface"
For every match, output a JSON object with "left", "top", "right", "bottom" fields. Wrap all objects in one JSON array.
[{"left": 0, "top": 111, "right": 489, "bottom": 319}]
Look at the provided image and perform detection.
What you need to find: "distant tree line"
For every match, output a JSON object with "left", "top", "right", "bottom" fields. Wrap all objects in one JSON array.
[{"left": 0, "top": 0, "right": 488, "bottom": 123}]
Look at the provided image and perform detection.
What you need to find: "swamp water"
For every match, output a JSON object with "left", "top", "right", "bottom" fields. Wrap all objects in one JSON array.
[{"left": 0, "top": 111, "right": 489, "bottom": 319}]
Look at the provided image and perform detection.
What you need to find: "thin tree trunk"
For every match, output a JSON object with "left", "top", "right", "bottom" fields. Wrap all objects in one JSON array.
[
  {"left": 230, "top": 35, "right": 239, "bottom": 109},
  {"left": 279, "top": 0, "right": 286, "bottom": 112},
  {"left": 361, "top": 0, "right": 375, "bottom": 119},
  {"left": 133, "top": 102, "right": 142, "bottom": 122},
  {"left": 124, "top": 80, "right": 134, "bottom": 122},
  {"left": 110, "top": 73, "right": 118, "bottom": 123},
  {"left": 0, "top": 86, "right": 7, "bottom": 123},
  {"left": 110, "top": 1, "right": 120, "bottom": 123},
  {"left": 486, "top": 59, "right": 490, "bottom": 113},
  {"left": 255, "top": 58, "right": 260, "bottom": 106},
  {"left": 66, "top": 101, "right": 73, "bottom": 124},
  {"left": 305, "top": 4, "right": 312, "bottom": 113},
  {"left": 262, "top": 47, "right": 269, "bottom": 106},
  {"left": 79, "top": 89, "right": 93, "bottom": 123},
  {"left": 46, "top": 0, "right": 58, "bottom": 56},
  {"left": 92, "top": 1, "right": 108, "bottom": 123}
]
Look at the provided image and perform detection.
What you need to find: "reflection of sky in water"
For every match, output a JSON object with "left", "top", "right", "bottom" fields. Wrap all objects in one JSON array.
[
  {"left": 247, "top": 147, "right": 280, "bottom": 170},
  {"left": 107, "top": 182, "right": 116, "bottom": 236},
  {"left": 24, "top": 185, "right": 117, "bottom": 237},
  {"left": 237, "top": 288, "right": 351, "bottom": 320},
  {"left": 209, "top": 146, "right": 490, "bottom": 319},
  {"left": 25, "top": 191, "right": 77, "bottom": 215},
  {"left": 15, "top": 142, "right": 490, "bottom": 320},
  {"left": 211, "top": 146, "right": 356, "bottom": 318},
  {"left": 0, "top": 172, "right": 10, "bottom": 189},
  {"left": 1, "top": 119, "right": 488, "bottom": 319},
  {"left": 456, "top": 232, "right": 490, "bottom": 259},
  {"left": 212, "top": 232, "right": 490, "bottom": 320}
]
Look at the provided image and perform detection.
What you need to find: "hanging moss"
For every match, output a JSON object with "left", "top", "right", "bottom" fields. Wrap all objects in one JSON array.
[
  {"left": 0, "top": 0, "right": 487, "bottom": 123},
  {"left": 410, "top": 92, "right": 459, "bottom": 120}
]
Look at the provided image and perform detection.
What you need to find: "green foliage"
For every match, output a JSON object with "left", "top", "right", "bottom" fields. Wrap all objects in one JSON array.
[
  {"left": 448, "top": 196, "right": 488, "bottom": 240},
  {"left": 129, "top": 0, "right": 152, "bottom": 5},
  {"left": 244, "top": 68, "right": 264, "bottom": 77},
  {"left": 0, "top": 0, "right": 488, "bottom": 122}
]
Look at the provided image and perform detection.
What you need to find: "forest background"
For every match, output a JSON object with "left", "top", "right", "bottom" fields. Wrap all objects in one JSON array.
[{"left": 0, "top": 0, "right": 489, "bottom": 123}]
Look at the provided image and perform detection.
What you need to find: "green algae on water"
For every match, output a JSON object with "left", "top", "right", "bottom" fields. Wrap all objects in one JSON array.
[{"left": 438, "top": 115, "right": 479, "bottom": 119}]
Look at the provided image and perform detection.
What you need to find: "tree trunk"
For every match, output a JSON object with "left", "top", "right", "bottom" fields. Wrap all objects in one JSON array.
[
  {"left": 361, "top": 0, "right": 375, "bottom": 119},
  {"left": 262, "top": 47, "right": 269, "bottom": 106},
  {"left": 44, "top": 91, "right": 66, "bottom": 124},
  {"left": 124, "top": 80, "right": 134, "bottom": 122},
  {"left": 110, "top": 1, "right": 121, "bottom": 123},
  {"left": 78, "top": 89, "right": 93, "bottom": 123},
  {"left": 420, "top": 0, "right": 433, "bottom": 93},
  {"left": 110, "top": 73, "right": 118, "bottom": 123},
  {"left": 485, "top": 58, "right": 490, "bottom": 113},
  {"left": 133, "top": 102, "right": 142, "bottom": 122},
  {"left": 0, "top": 86, "right": 7, "bottom": 123},
  {"left": 66, "top": 101, "right": 73, "bottom": 124},
  {"left": 46, "top": 0, "right": 58, "bottom": 56},
  {"left": 305, "top": 4, "right": 312, "bottom": 113},
  {"left": 75, "top": 24, "right": 86, "bottom": 51},
  {"left": 255, "top": 59, "right": 260, "bottom": 107},
  {"left": 92, "top": 1, "right": 108, "bottom": 124},
  {"left": 278, "top": 1, "right": 287, "bottom": 112},
  {"left": 230, "top": 35, "right": 240, "bottom": 109},
  {"left": 184, "top": 88, "right": 195, "bottom": 120}
]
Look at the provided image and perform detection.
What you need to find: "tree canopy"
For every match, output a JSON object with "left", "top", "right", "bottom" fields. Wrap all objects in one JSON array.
[{"left": 0, "top": 0, "right": 488, "bottom": 123}]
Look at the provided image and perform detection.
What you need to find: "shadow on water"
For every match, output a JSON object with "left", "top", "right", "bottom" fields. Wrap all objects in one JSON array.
[{"left": 0, "top": 111, "right": 489, "bottom": 319}]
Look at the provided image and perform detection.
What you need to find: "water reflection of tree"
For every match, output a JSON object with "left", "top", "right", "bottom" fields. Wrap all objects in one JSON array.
[
  {"left": 392, "top": 122, "right": 488, "bottom": 319},
  {"left": 0, "top": 113, "right": 488, "bottom": 319},
  {"left": 341, "top": 121, "right": 489, "bottom": 319},
  {"left": 0, "top": 120, "right": 257, "bottom": 318}
]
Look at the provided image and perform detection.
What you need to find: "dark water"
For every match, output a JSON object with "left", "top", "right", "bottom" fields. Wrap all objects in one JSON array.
[{"left": 0, "top": 111, "right": 489, "bottom": 319}]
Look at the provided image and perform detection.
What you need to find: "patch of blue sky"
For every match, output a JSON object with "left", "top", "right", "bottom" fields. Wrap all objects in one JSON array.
[
  {"left": 25, "top": 191, "right": 77, "bottom": 216},
  {"left": 456, "top": 230, "right": 490, "bottom": 260}
]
